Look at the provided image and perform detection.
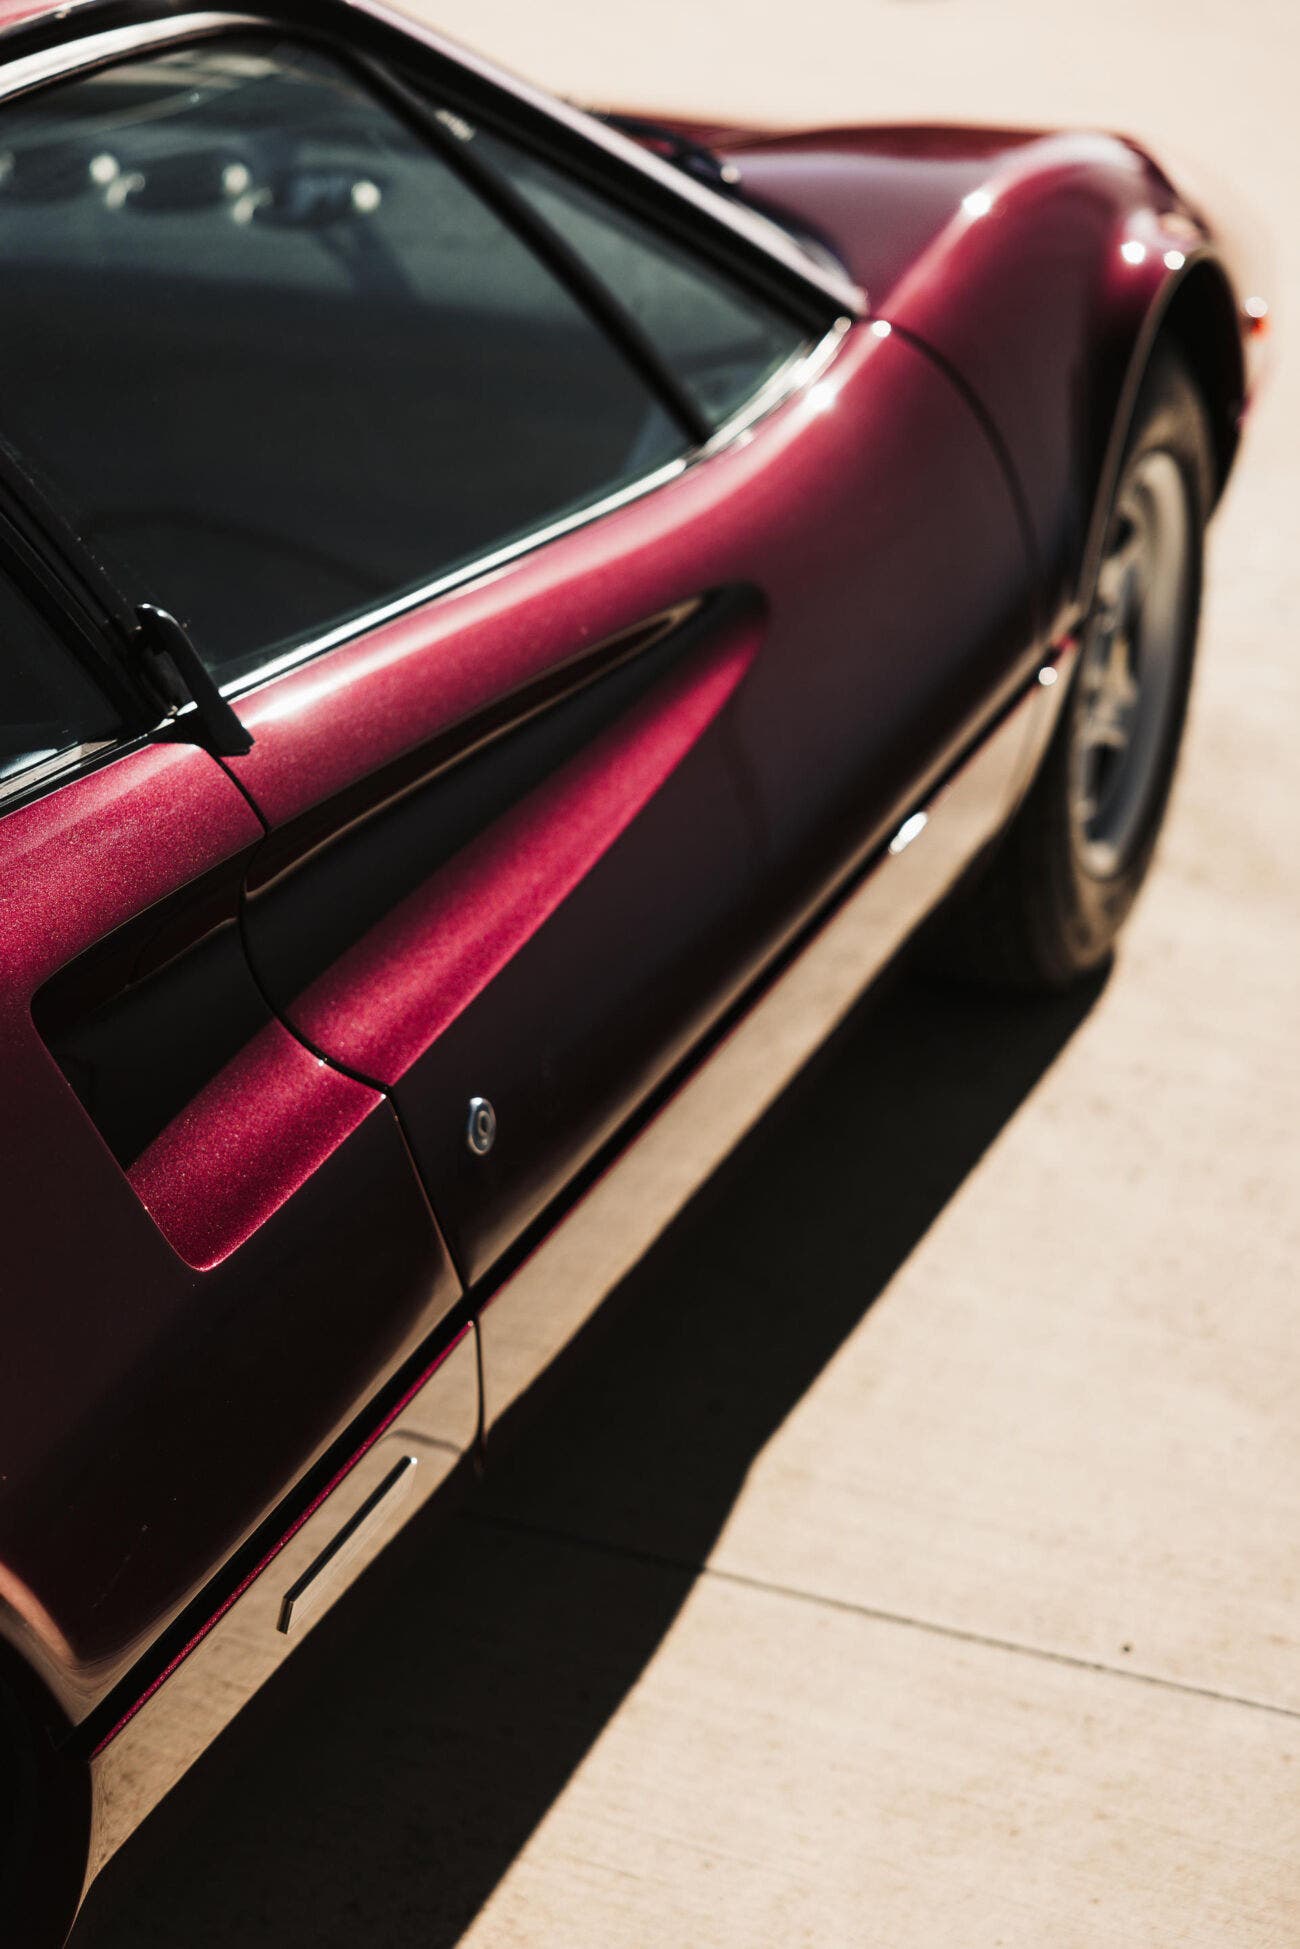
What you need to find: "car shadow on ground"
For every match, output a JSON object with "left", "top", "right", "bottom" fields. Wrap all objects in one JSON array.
[{"left": 72, "top": 961, "right": 1105, "bottom": 1948}]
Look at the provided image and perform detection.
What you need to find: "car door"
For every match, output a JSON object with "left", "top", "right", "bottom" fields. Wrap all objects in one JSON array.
[
  {"left": 0, "top": 544, "right": 463, "bottom": 1728},
  {"left": 232, "top": 59, "right": 1037, "bottom": 1296},
  {"left": 0, "top": 18, "right": 1038, "bottom": 1461},
  {"left": 214, "top": 43, "right": 793, "bottom": 1292},
  {"left": 0, "top": 30, "right": 798, "bottom": 1299}
]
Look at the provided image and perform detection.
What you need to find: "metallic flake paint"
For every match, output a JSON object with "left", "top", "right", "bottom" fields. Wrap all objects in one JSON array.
[
  {"left": 126, "top": 1019, "right": 382, "bottom": 1269},
  {"left": 0, "top": 0, "right": 1259, "bottom": 1929},
  {"left": 0, "top": 747, "right": 461, "bottom": 1716},
  {"left": 281, "top": 613, "right": 760, "bottom": 1086}
]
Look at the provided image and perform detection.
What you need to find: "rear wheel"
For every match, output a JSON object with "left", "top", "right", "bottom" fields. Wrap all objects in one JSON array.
[{"left": 939, "top": 346, "right": 1213, "bottom": 989}]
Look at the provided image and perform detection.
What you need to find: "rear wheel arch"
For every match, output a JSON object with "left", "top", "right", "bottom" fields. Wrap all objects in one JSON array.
[
  {"left": 1079, "top": 252, "right": 1242, "bottom": 620},
  {"left": 933, "top": 344, "right": 1211, "bottom": 989},
  {"left": 1156, "top": 256, "right": 1246, "bottom": 508}
]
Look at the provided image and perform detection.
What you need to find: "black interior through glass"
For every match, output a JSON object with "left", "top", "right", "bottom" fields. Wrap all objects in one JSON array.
[{"left": 0, "top": 38, "right": 697, "bottom": 687}]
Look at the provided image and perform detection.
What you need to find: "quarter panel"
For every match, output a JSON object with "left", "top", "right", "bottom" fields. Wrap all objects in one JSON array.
[{"left": 727, "top": 125, "right": 1248, "bottom": 628}]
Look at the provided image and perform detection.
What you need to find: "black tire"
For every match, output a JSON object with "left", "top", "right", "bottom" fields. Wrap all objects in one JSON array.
[{"left": 936, "top": 345, "right": 1214, "bottom": 991}]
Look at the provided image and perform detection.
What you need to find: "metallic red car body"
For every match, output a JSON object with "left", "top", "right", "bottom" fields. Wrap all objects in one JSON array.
[{"left": 0, "top": 2, "right": 1261, "bottom": 1937}]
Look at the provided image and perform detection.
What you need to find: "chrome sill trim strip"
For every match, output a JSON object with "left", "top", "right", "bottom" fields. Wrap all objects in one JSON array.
[{"left": 277, "top": 1451, "right": 418, "bottom": 1634}]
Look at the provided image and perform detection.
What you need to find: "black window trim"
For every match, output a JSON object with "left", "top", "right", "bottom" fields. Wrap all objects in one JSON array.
[{"left": 0, "top": 3, "right": 859, "bottom": 712}]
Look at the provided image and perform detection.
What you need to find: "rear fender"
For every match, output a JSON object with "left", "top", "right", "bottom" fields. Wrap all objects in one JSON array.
[
  {"left": 906, "top": 151, "right": 1246, "bottom": 623},
  {"left": 720, "top": 125, "right": 1252, "bottom": 631},
  {"left": 1078, "top": 247, "right": 1245, "bottom": 608}
]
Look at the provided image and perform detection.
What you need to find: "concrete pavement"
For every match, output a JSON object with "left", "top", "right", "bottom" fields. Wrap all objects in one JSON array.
[{"left": 73, "top": 1, "right": 1300, "bottom": 1943}]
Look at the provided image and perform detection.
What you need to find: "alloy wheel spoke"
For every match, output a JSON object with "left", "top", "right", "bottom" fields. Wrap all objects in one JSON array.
[{"left": 1069, "top": 449, "right": 1189, "bottom": 875}]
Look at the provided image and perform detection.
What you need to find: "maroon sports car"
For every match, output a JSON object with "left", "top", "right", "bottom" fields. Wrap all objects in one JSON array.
[{"left": 0, "top": 0, "right": 1264, "bottom": 1937}]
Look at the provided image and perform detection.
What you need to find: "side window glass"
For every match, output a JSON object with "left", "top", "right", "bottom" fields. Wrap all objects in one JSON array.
[
  {"left": 0, "top": 41, "right": 685, "bottom": 690},
  {"left": 470, "top": 130, "right": 810, "bottom": 427},
  {"left": 0, "top": 576, "right": 119, "bottom": 791}
]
